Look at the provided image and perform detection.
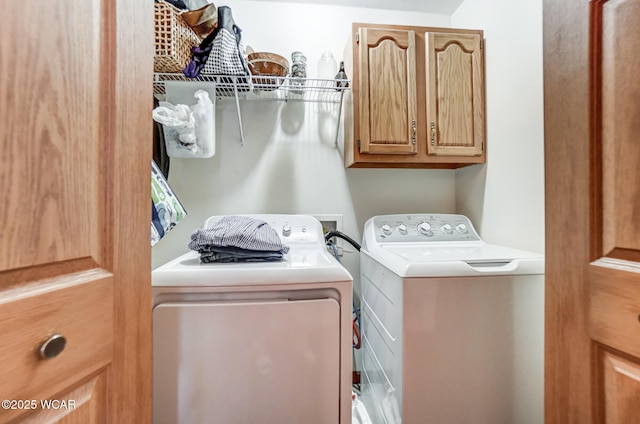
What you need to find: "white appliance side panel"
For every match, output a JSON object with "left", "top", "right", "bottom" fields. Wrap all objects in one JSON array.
[
  {"left": 511, "top": 274, "right": 545, "bottom": 424},
  {"left": 361, "top": 255, "right": 404, "bottom": 424},
  {"left": 153, "top": 298, "right": 340, "bottom": 424},
  {"left": 402, "top": 274, "right": 544, "bottom": 424}
]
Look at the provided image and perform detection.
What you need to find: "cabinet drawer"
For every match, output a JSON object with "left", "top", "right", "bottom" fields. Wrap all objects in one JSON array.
[{"left": 0, "top": 272, "right": 113, "bottom": 408}]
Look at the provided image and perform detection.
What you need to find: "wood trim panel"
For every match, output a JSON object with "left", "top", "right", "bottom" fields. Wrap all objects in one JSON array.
[
  {"left": 543, "top": 0, "right": 593, "bottom": 421},
  {"left": 19, "top": 372, "right": 107, "bottom": 424},
  {"left": 589, "top": 0, "right": 605, "bottom": 261},
  {"left": 1, "top": 257, "right": 100, "bottom": 288},
  {"left": 107, "top": 1, "right": 153, "bottom": 422},
  {"left": 598, "top": 0, "right": 640, "bottom": 260},
  {"left": 591, "top": 259, "right": 640, "bottom": 358}
]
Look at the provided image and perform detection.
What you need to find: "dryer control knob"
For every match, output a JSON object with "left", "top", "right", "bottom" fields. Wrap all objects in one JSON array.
[
  {"left": 456, "top": 223, "right": 468, "bottom": 233},
  {"left": 282, "top": 224, "right": 292, "bottom": 237},
  {"left": 381, "top": 224, "right": 392, "bottom": 235},
  {"left": 441, "top": 223, "right": 453, "bottom": 234},
  {"left": 397, "top": 224, "right": 408, "bottom": 235},
  {"left": 417, "top": 222, "right": 432, "bottom": 235}
]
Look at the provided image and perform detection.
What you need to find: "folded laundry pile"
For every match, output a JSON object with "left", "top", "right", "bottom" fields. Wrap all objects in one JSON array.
[{"left": 189, "top": 215, "right": 290, "bottom": 263}]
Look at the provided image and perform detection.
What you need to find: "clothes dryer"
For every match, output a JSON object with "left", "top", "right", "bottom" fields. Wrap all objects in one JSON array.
[
  {"left": 360, "top": 214, "right": 544, "bottom": 424},
  {"left": 152, "top": 214, "right": 353, "bottom": 424}
]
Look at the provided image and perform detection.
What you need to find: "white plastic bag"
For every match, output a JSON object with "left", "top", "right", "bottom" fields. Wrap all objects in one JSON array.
[
  {"left": 152, "top": 89, "right": 215, "bottom": 158},
  {"left": 191, "top": 90, "right": 215, "bottom": 155}
]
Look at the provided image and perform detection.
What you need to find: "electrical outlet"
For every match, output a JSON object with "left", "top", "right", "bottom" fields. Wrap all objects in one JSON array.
[
  {"left": 313, "top": 214, "right": 344, "bottom": 256},
  {"left": 312, "top": 214, "right": 343, "bottom": 235}
]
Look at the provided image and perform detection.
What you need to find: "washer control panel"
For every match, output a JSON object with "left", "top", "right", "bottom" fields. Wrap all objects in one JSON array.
[{"left": 372, "top": 214, "right": 480, "bottom": 243}]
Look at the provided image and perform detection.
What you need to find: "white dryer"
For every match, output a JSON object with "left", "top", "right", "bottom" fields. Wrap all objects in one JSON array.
[
  {"left": 152, "top": 214, "right": 353, "bottom": 424},
  {"left": 360, "top": 214, "right": 544, "bottom": 424}
]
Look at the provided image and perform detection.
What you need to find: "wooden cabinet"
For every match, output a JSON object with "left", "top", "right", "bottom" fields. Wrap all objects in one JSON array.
[{"left": 343, "top": 23, "right": 485, "bottom": 168}]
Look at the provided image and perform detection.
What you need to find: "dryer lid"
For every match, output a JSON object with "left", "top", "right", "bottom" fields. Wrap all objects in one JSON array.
[
  {"left": 152, "top": 248, "right": 353, "bottom": 286},
  {"left": 153, "top": 214, "right": 353, "bottom": 287}
]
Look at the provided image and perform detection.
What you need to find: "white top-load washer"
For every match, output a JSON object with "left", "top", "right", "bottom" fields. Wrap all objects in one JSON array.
[
  {"left": 360, "top": 214, "right": 544, "bottom": 424},
  {"left": 152, "top": 214, "right": 353, "bottom": 424}
]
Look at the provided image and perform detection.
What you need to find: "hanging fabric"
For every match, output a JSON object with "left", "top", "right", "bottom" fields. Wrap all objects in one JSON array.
[{"left": 183, "top": 6, "right": 250, "bottom": 79}]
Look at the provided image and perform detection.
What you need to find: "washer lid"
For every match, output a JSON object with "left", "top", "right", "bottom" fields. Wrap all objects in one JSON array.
[
  {"left": 152, "top": 248, "right": 353, "bottom": 287},
  {"left": 363, "top": 243, "right": 544, "bottom": 278}
]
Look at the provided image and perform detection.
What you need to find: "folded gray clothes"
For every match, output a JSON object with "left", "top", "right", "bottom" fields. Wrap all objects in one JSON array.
[
  {"left": 189, "top": 215, "right": 290, "bottom": 254},
  {"left": 200, "top": 246, "right": 284, "bottom": 263}
]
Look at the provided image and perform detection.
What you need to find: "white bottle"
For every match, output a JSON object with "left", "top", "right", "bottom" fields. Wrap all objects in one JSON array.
[{"left": 317, "top": 51, "right": 338, "bottom": 86}]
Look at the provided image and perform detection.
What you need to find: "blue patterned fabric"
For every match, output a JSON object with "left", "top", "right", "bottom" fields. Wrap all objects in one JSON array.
[
  {"left": 198, "top": 246, "right": 285, "bottom": 263},
  {"left": 189, "top": 215, "right": 289, "bottom": 262}
]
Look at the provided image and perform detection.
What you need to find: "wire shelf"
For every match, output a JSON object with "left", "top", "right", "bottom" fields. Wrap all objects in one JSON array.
[
  {"left": 154, "top": 73, "right": 350, "bottom": 102},
  {"left": 153, "top": 73, "right": 349, "bottom": 146}
]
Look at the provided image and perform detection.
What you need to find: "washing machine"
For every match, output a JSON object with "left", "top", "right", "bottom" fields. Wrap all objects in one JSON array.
[
  {"left": 152, "top": 214, "right": 353, "bottom": 424},
  {"left": 360, "top": 214, "right": 544, "bottom": 424}
]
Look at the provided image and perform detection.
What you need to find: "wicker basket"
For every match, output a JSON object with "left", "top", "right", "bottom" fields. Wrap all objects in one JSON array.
[{"left": 154, "top": 1, "right": 201, "bottom": 73}]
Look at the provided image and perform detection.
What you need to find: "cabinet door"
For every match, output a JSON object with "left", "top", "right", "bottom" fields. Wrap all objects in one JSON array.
[
  {"left": 545, "top": 0, "right": 640, "bottom": 422},
  {"left": 599, "top": 351, "right": 640, "bottom": 424},
  {"left": 358, "top": 28, "right": 418, "bottom": 155},
  {"left": 0, "top": 0, "right": 152, "bottom": 422},
  {"left": 425, "top": 32, "right": 484, "bottom": 156}
]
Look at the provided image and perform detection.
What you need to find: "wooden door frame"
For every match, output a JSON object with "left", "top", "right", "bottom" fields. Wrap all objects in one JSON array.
[
  {"left": 106, "top": 1, "right": 153, "bottom": 421},
  {"left": 543, "top": 0, "right": 593, "bottom": 422}
]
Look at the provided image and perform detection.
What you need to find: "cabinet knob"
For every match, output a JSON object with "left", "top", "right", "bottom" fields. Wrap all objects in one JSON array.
[
  {"left": 39, "top": 334, "right": 67, "bottom": 359},
  {"left": 430, "top": 122, "right": 436, "bottom": 146}
]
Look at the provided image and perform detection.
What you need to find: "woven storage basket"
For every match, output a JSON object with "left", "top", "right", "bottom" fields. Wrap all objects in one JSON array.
[{"left": 154, "top": 1, "right": 201, "bottom": 73}]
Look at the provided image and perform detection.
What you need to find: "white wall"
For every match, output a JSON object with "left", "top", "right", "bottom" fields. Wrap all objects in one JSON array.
[
  {"left": 152, "top": 0, "right": 546, "bottom": 274},
  {"left": 453, "top": 0, "right": 545, "bottom": 253},
  {"left": 152, "top": 1, "right": 457, "bottom": 292}
]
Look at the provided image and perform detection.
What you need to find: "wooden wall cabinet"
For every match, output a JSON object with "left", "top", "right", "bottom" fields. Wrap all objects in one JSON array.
[{"left": 343, "top": 23, "right": 486, "bottom": 168}]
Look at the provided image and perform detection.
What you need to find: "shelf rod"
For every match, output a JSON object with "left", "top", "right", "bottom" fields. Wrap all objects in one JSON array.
[
  {"left": 334, "top": 90, "right": 345, "bottom": 149},
  {"left": 232, "top": 80, "right": 245, "bottom": 145}
]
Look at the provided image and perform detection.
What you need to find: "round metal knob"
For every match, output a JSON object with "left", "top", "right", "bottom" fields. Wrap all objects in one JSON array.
[
  {"left": 397, "top": 224, "right": 408, "bottom": 235},
  {"left": 456, "top": 223, "right": 468, "bottom": 233},
  {"left": 40, "top": 334, "right": 67, "bottom": 359},
  {"left": 381, "top": 224, "right": 392, "bottom": 235},
  {"left": 282, "top": 224, "right": 291, "bottom": 237},
  {"left": 417, "top": 222, "right": 432, "bottom": 235},
  {"left": 441, "top": 223, "right": 453, "bottom": 234}
]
